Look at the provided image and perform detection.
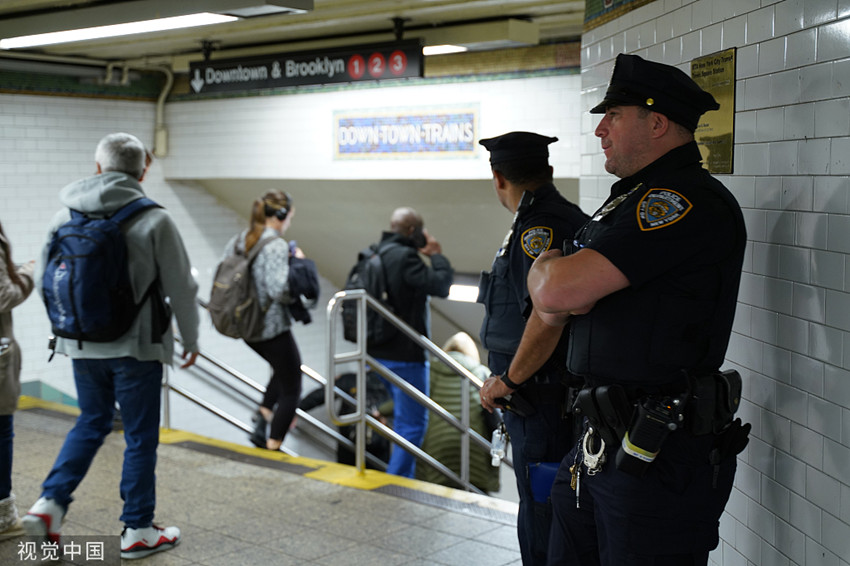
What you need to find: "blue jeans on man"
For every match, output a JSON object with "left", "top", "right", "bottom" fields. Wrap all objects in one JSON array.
[
  {"left": 40, "top": 358, "right": 162, "bottom": 528},
  {"left": 374, "top": 358, "right": 429, "bottom": 479}
]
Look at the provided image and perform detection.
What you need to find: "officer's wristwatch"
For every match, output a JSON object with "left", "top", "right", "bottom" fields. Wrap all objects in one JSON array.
[{"left": 499, "top": 372, "right": 522, "bottom": 390}]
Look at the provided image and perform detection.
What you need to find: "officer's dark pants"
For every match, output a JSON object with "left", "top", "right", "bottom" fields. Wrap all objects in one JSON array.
[
  {"left": 504, "top": 400, "right": 572, "bottom": 566},
  {"left": 547, "top": 428, "right": 736, "bottom": 566}
]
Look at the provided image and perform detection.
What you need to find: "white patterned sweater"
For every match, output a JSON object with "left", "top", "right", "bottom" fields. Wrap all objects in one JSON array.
[{"left": 222, "top": 227, "right": 291, "bottom": 341}]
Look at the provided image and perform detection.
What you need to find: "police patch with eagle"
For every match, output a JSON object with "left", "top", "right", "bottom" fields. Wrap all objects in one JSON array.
[
  {"left": 520, "top": 226, "right": 553, "bottom": 258},
  {"left": 637, "top": 188, "right": 692, "bottom": 231}
]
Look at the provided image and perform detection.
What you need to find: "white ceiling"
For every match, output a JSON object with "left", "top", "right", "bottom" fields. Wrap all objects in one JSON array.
[{"left": 0, "top": 0, "right": 585, "bottom": 71}]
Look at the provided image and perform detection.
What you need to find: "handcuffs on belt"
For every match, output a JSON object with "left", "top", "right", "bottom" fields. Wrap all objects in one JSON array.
[
  {"left": 582, "top": 426, "right": 606, "bottom": 474},
  {"left": 568, "top": 425, "right": 607, "bottom": 509}
]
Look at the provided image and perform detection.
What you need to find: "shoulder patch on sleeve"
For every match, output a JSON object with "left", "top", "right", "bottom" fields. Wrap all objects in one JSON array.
[
  {"left": 636, "top": 188, "right": 693, "bottom": 231},
  {"left": 520, "top": 226, "right": 553, "bottom": 258}
]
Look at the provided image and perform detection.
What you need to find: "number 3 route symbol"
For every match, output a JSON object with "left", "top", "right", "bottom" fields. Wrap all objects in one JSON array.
[{"left": 389, "top": 50, "right": 407, "bottom": 76}]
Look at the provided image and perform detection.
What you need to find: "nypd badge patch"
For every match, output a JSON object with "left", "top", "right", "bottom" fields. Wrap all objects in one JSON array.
[
  {"left": 637, "top": 188, "right": 692, "bottom": 231},
  {"left": 521, "top": 226, "right": 553, "bottom": 258}
]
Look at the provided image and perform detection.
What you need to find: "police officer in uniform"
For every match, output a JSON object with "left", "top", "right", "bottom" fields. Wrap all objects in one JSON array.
[
  {"left": 496, "top": 54, "right": 750, "bottom": 566},
  {"left": 477, "top": 132, "right": 589, "bottom": 566}
]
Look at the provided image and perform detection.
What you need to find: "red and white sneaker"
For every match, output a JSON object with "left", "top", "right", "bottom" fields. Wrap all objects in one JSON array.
[
  {"left": 120, "top": 524, "right": 181, "bottom": 559},
  {"left": 22, "top": 497, "right": 65, "bottom": 543}
]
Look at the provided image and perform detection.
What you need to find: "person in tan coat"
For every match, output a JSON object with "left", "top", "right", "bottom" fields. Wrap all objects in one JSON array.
[{"left": 0, "top": 222, "right": 35, "bottom": 539}]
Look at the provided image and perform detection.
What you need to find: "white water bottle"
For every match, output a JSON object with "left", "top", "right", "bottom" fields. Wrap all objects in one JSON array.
[{"left": 490, "top": 423, "right": 507, "bottom": 467}]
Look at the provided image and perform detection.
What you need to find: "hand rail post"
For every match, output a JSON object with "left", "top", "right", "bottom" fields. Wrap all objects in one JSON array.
[
  {"left": 460, "top": 373, "right": 470, "bottom": 485},
  {"left": 162, "top": 364, "right": 171, "bottom": 430},
  {"left": 356, "top": 292, "right": 369, "bottom": 472},
  {"left": 326, "top": 289, "right": 511, "bottom": 493}
]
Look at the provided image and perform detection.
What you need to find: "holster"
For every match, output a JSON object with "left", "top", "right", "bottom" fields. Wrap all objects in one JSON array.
[
  {"left": 710, "top": 418, "right": 751, "bottom": 462},
  {"left": 497, "top": 389, "right": 536, "bottom": 417},
  {"left": 498, "top": 379, "right": 572, "bottom": 419},
  {"left": 573, "top": 384, "right": 633, "bottom": 449},
  {"left": 685, "top": 370, "right": 742, "bottom": 435}
]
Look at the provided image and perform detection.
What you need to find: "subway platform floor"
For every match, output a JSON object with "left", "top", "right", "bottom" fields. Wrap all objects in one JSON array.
[{"left": 1, "top": 398, "right": 521, "bottom": 566}]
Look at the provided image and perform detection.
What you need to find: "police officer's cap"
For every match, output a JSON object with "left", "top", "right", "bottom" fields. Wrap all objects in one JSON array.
[
  {"left": 590, "top": 53, "right": 719, "bottom": 132},
  {"left": 479, "top": 131, "right": 557, "bottom": 165}
]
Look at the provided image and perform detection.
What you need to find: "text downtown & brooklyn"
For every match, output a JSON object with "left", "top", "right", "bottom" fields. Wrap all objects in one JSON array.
[{"left": 204, "top": 56, "right": 347, "bottom": 85}]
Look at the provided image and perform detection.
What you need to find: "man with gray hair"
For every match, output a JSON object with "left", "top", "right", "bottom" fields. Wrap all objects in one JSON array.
[{"left": 24, "top": 132, "right": 200, "bottom": 560}]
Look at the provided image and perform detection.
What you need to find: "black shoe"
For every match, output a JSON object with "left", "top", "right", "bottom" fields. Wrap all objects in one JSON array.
[{"left": 249, "top": 412, "right": 267, "bottom": 448}]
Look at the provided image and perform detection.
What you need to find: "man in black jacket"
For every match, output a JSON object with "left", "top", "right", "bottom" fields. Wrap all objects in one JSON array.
[{"left": 370, "top": 207, "right": 453, "bottom": 478}]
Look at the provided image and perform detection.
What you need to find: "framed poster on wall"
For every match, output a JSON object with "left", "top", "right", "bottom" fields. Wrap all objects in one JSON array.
[{"left": 691, "top": 48, "right": 736, "bottom": 174}]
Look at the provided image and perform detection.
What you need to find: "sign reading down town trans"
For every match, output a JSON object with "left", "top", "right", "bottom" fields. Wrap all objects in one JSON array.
[{"left": 189, "top": 41, "right": 423, "bottom": 94}]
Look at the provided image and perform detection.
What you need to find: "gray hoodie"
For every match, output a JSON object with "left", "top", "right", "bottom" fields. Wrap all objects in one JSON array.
[{"left": 36, "top": 172, "right": 200, "bottom": 364}]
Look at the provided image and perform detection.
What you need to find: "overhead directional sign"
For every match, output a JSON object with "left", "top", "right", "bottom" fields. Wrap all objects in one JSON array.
[{"left": 189, "top": 41, "right": 423, "bottom": 94}]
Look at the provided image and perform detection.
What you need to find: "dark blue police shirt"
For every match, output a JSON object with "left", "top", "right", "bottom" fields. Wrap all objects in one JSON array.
[
  {"left": 478, "top": 183, "right": 589, "bottom": 375},
  {"left": 568, "top": 142, "right": 746, "bottom": 385}
]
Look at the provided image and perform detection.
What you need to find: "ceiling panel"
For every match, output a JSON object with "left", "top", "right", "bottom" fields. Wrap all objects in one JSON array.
[{"left": 0, "top": 0, "right": 584, "bottom": 69}]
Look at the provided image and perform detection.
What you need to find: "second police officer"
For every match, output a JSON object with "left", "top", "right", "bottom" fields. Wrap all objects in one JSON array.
[{"left": 477, "top": 132, "right": 589, "bottom": 566}]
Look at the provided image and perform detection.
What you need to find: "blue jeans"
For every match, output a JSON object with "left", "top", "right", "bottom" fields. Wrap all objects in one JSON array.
[
  {"left": 0, "top": 414, "right": 12, "bottom": 500},
  {"left": 40, "top": 358, "right": 162, "bottom": 528},
  {"left": 375, "top": 359, "right": 429, "bottom": 479}
]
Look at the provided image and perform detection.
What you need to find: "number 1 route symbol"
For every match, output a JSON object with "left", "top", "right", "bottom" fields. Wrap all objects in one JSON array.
[{"left": 348, "top": 54, "right": 365, "bottom": 79}]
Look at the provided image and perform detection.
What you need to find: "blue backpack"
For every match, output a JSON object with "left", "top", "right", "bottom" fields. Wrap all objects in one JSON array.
[{"left": 42, "top": 197, "right": 161, "bottom": 346}]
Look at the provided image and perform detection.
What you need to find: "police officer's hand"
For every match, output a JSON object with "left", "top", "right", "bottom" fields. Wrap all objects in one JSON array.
[
  {"left": 418, "top": 229, "right": 442, "bottom": 256},
  {"left": 532, "top": 248, "right": 563, "bottom": 267},
  {"left": 480, "top": 375, "right": 513, "bottom": 413}
]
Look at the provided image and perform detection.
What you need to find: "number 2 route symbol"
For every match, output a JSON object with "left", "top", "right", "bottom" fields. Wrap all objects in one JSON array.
[{"left": 368, "top": 53, "right": 386, "bottom": 78}]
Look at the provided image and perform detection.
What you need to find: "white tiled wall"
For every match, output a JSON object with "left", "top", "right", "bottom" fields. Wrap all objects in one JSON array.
[
  {"left": 581, "top": 1, "right": 850, "bottom": 564},
  {"left": 164, "top": 74, "right": 581, "bottom": 181}
]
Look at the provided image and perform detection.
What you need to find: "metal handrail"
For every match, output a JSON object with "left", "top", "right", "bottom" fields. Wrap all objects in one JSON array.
[
  {"left": 162, "top": 294, "right": 507, "bottom": 492},
  {"left": 327, "top": 289, "right": 510, "bottom": 494},
  {"left": 163, "top": 335, "right": 389, "bottom": 467}
]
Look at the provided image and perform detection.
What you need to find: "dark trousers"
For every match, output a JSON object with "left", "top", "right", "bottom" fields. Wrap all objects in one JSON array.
[
  {"left": 504, "top": 399, "right": 573, "bottom": 566},
  {"left": 547, "top": 428, "right": 735, "bottom": 566},
  {"left": 248, "top": 331, "right": 302, "bottom": 441},
  {"left": 0, "top": 415, "right": 12, "bottom": 500}
]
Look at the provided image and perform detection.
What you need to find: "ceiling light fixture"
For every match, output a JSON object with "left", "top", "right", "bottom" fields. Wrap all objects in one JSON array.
[
  {"left": 421, "top": 19, "right": 539, "bottom": 53},
  {"left": 0, "top": 13, "right": 238, "bottom": 50},
  {"left": 423, "top": 44, "right": 468, "bottom": 56}
]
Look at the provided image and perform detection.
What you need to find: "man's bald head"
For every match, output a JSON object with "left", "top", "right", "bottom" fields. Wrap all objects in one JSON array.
[{"left": 390, "top": 207, "right": 423, "bottom": 236}]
